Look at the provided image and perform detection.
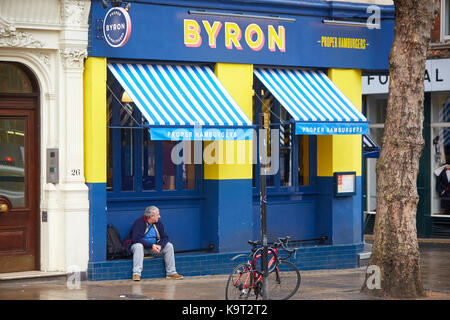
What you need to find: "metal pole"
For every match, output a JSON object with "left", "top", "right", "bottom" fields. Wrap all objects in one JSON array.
[{"left": 259, "top": 113, "right": 269, "bottom": 300}]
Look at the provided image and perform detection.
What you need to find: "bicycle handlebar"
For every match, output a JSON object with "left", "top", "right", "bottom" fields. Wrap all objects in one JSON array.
[
  {"left": 274, "top": 236, "right": 296, "bottom": 254},
  {"left": 248, "top": 240, "right": 261, "bottom": 247},
  {"left": 248, "top": 236, "right": 296, "bottom": 254}
]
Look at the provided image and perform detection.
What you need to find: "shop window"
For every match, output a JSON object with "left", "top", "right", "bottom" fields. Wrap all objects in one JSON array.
[
  {"left": 252, "top": 78, "right": 311, "bottom": 192},
  {"left": 431, "top": 94, "right": 450, "bottom": 216},
  {"left": 442, "top": 0, "right": 450, "bottom": 40},
  {"left": 106, "top": 71, "right": 202, "bottom": 197}
]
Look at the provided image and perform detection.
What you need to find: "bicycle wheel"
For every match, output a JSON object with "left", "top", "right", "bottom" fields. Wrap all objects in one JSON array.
[
  {"left": 252, "top": 247, "right": 278, "bottom": 274},
  {"left": 225, "top": 263, "right": 260, "bottom": 300},
  {"left": 266, "top": 260, "right": 301, "bottom": 300}
]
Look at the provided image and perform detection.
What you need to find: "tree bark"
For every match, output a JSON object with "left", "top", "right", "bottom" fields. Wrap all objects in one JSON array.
[{"left": 362, "top": 0, "right": 439, "bottom": 298}]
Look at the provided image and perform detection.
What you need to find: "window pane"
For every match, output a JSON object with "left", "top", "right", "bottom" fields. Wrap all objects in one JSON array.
[
  {"left": 446, "top": 0, "right": 450, "bottom": 36},
  {"left": 263, "top": 95, "right": 274, "bottom": 187},
  {"left": 0, "top": 63, "right": 33, "bottom": 93},
  {"left": 298, "top": 135, "right": 309, "bottom": 186},
  {"left": 120, "top": 102, "right": 135, "bottom": 191},
  {"left": 182, "top": 141, "right": 196, "bottom": 190},
  {"left": 367, "top": 97, "right": 387, "bottom": 124},
  {"left": 0, "top": 118, "right": 26, "bottom": 207},
  {"left": 432, "top": 95, "right": 450, "bottom": 216},
  {"left": 280, "top": 123, "right": 292, "bottom": 187},
  {"left": 142, "top": 130, "right": 156, "bottom": 190},
  {"left": 366, "top": 127, "right": 384, "bottom": 213},
  {"left": 163, "top": 141, "right": 176, "bottom": 190},
  {"left": 279, "top": 107, "right": 292, "bottom": 187},
  {"left": 432, "top": 126, "right": 450, "bottom": 215},
  {"left": 121, "top": 128, "right": 133, "bottom": 191}
]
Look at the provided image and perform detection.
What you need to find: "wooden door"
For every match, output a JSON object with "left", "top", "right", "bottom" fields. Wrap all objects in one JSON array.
[{"left": 0, "top": 96, "right": 40, "bottom": 272}]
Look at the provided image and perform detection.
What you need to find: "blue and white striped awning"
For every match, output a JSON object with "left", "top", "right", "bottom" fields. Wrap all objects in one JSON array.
[
  {"left": 254, "top": 67, "right": 369, "bottom": 135},
  {"left": 363, "top": 134, "right": 380, "bottom": 158},
  {"left": 363, "top": 134, "right": 379, "bottom": 149},
  {"left": 108, "top": 63, "right": 253, "bottom": 140}
]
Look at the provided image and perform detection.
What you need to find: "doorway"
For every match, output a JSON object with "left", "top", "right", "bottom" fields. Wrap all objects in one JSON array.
[{"left": 0, "top": 62, "right": 40, "bottom": 272}]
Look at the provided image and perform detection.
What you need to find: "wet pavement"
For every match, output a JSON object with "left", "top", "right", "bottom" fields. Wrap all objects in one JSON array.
[{"left": 0, "top": 241, "right": 449, "bottom": 300}]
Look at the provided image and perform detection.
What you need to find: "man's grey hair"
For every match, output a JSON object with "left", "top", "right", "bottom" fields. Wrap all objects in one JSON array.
[{"left": 144, "top": 206, "right": 159, "bottom": 218}]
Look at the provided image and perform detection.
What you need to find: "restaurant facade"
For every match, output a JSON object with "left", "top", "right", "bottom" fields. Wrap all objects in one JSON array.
[{"left": 85, "top": 0, "right": 395, "bottom": 280}]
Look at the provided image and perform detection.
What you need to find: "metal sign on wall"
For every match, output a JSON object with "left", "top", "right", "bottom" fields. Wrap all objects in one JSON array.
[{"left": 90, "top": 1, "right": 394, "bottom": 70}]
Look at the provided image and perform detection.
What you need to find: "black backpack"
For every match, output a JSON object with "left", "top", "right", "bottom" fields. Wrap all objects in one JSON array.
[{"left": 106, "top": 224, "right": 128, "bottom": 260}]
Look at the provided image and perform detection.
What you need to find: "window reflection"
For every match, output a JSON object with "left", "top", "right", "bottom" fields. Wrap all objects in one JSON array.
[
  {"left": 298, "top": 135, "right": 309, "bottom": 186},
  {"left": 252, "top": 81, "right": 309, "bottom": 189},
  {"left": 142, "top": 130, "right": 156, "bottom": 190},
  {"left": 162, "top": 141, "right": 176, "bottom": 190},
  {"left": 432, "top": 95, "right": 450, "bottom": 215},
  {"left": 107, "top": 69, "right": 200, "bottom": 194},
  {"left": 121, "top": 103, "right": 134, "bottom": 191},
  {"left": 182, "top": 141, "right": 196, "bottom": 190},
  {"left": 0, "top": 118, "right": 26, "bottom": 207}
]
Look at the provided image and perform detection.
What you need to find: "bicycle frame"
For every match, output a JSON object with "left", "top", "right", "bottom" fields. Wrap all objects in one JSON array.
[
  {"left": 253, "top": 247, "right": 278, "bottom": 282},
  {"left": 227, "top": 236, "right": 299, "bottom": 300},
  {"left": 232, "top": 247, "right": 279, "bottom": 298}
]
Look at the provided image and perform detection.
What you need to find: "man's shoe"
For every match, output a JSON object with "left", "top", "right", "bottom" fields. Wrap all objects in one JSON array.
[
  {"left": 132, "top": 274, "right": 141, "bottom": 281},
  {"left": 166, "top": 273, "right": 183, "bottom": 280}
]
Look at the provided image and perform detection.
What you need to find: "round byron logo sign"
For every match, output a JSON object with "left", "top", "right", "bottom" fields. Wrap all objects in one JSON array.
[{"left": 103, "top": 7, "right": 131, "bottom": 47}]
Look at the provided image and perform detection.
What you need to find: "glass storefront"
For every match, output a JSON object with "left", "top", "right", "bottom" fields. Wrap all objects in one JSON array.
[
  {"left": 431, "top": 93, "right": 450, "bottom": 216},
  {"left": 364, "top": 92, "right": 450, "bottom": 217}
]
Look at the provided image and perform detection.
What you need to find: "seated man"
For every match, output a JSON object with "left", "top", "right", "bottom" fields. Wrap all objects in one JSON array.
[{"left": 123, "top": 205, "right": 183, "bottom": 281}]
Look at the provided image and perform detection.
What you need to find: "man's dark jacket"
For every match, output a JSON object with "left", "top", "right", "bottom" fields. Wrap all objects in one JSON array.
[{"left": 123, "top": 216, "right": 169, "bottom": 256}]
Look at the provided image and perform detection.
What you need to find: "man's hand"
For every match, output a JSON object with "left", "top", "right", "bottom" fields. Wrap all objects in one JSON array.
[{"left": 152, "top": 244, "right": 161, "bottom": 254}]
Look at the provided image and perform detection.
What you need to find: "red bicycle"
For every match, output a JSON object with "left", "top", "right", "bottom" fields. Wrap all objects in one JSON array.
[{"left": 225, "top": 236, "right": 301, "bottom": 300}]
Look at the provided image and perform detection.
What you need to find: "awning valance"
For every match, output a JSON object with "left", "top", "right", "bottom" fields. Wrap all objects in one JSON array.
[
  {"left": 108, "top": 63, "right": 253, "bottom": 140},
  {"left": 254, "top": 67, "right": 369, "bottom": 135}
]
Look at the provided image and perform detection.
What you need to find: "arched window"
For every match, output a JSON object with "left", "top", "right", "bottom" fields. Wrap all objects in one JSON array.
[{"left": 0, "top": 62, "right": 37, "bottom": 94}]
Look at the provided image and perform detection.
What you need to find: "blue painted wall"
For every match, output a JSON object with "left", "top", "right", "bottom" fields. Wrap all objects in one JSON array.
[
  {"left": 252, "top": 194, "right": 317, "bottom": 243},
  {"left": 106, "top": 197, "right": 206, "bottom": 252},
  {"left": 316, "top": 176, "right": 363, "bottom": 245},
  {"left": 88, "top": 183, "right": 107, "bottom": 262},
  {"left": 203, "top": 179, "right": 253, "bottom": 252}
]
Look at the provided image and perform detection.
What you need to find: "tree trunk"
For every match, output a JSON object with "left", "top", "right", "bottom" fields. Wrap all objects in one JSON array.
[{"left": 362, "top": 0, "right": 439, "bottom": 298}]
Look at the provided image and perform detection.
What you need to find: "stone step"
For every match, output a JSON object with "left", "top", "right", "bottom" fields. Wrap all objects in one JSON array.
[
  {"left": 0, "top": 271, "right": 67, "bottom": 284},
  {"left": 358, "top": 242, "right": 372, "bottom": 267}
]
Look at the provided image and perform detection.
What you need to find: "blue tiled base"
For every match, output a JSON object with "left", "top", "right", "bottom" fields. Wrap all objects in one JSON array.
[{"left": 88, "top": 243, "right": 364, "bottom": 281}]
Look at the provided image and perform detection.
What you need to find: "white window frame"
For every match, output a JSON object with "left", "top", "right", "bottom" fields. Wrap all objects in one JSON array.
[
  {"left": 364, "top": 95, "right": 387, "bottom": 216},
  {"left": 441, "top": 0, "right": 450, "bottom": 41}
]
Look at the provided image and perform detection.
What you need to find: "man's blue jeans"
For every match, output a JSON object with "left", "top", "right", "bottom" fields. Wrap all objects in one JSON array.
[{"left": 131, "top": 242, "right": 177, "bottom": 277}]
